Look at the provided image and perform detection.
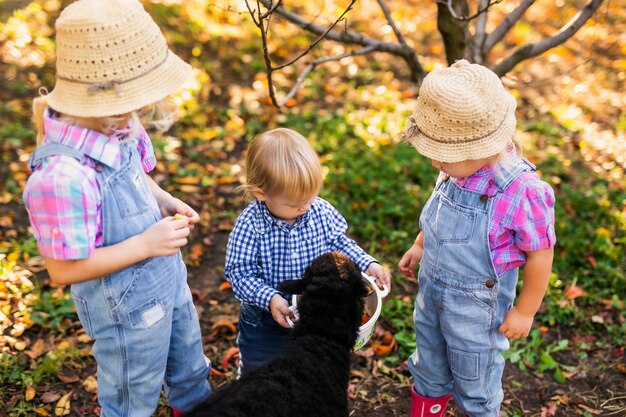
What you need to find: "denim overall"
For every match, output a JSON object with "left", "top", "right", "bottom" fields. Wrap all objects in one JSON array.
[
  {"left": 29, "top": 142, "right": 212, "bottom": 416},
  {"left": 409, "top": 159, "right": 534, "bottom": 417}
]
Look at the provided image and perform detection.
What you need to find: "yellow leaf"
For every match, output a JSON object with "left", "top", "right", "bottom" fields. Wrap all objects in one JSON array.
[
  {"left": 54, "top": 391, "right": 72, "bottom": 416},
  {"left": 57, "top": 341, "right": 71, "bottom": 350},
  {"left": 7, "top": 252, "right": 19, "bottom": 263},
  {"left": 25, "top": 385, "right": 36, "bottom": 401},
  {"left": 34, "top": 407, "right": 50, "bottom": 416},
  {"left": 81, "top": 376, "right": 98, "bottom": 393},
  {"left": 77, "top": 334, "right": 92, "bottom": 343}
]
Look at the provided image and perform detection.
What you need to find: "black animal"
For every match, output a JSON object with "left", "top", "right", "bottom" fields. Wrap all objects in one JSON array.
[{"left": 188, "top": 251, "right": 369, "bottom": 417}]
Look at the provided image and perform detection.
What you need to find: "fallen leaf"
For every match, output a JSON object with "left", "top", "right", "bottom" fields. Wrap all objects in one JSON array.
[
  {"left": 189, "top": 243, "right": 204, "bottom": 261},
  {"left": 25, "top": 339, "right": 47, "bottom": 359},
  {"left": 57, "top": 369, "right": 80, "bottom": 384},
  {"left": 218, "top": 281, "right": 232, "bottom": 291},
  {"left": 565, "top": 284, "right": 586, "bottom": 300},
  {"left": 81, "top": 376, "right": 98, "bottom": 393},
  {"left": 220, "top": 347, "right": 240, "bottom": 370},
  {"left": 210, "top": 320, "right": 237, "bottom": 338},
  {"left": 54, "top": 391, "right": 72, "bottom": 416},
  {"left": 25, "top": 385, "right": 36, "bottom": 401},
  {"left": 40, "top": 391, "right": 61, "bottom": 403},
  {"left": 34, "top": 407, "right": 50, "bottom": 416}
]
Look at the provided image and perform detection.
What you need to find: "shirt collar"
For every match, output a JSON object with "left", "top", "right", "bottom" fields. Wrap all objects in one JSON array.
[{"left": 43, "top": 107, "right": 138, "bottom": 169}]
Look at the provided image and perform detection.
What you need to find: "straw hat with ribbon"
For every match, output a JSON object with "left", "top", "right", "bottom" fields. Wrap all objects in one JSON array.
[
  {"left": 46, "top": 0, "right": 191, "bottom": 118},
  {"left": 402, "top": 60, "right": 517, "bottom": 163}
]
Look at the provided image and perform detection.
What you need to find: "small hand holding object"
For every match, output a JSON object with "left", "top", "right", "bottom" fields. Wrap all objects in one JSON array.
[
  {"left": 270, "top": 294, "right": 295, "bottom": 329},
  {"left": 365, "top": 263, "right": 391, "bottom": 290},
  {"left": 161, "top": 197, "right": 200, "bottom": 230},
  {"left": 398, "top": 244, "right": 423, "bottom": 279},
  {"left": 498, "top": 306, "right": 534, "bottom": 339},
  {"left": 140, "top": 215, "right": 190, "bottom": 258}
]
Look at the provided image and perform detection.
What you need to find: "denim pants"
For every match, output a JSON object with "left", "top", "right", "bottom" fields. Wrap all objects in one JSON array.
[
  {"left": 34, "top": 141, "right": 212, "bottom": 416},
  {"left": 409, "top": 160, "right": 532, "bottom": 417},
  {"left": 237, "top": 303, "right": 292, "bottom": 376}
]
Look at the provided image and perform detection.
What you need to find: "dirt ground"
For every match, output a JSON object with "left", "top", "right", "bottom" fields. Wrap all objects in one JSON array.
[
  {"left": 183, "top": 229, "right": 626, "bottom": 417},
  {"left": 1, "top": 197, "right": 624, "bottom": 417}
]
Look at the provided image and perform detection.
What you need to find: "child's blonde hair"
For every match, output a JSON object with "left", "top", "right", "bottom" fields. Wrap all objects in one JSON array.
[
  {"left": 242, "top": 128, "right": 322, "bottom": 201},
  {"left": 33, "top": 93, "right": 178, "bottom": 145}
]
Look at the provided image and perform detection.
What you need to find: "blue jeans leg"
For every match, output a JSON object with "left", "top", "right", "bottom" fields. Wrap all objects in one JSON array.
[
  {"left": 164, "top": 284, "right": 212, "bottom": 412},
  {"left": 237, "top": 304, "right": 291, "bottom": 376}
]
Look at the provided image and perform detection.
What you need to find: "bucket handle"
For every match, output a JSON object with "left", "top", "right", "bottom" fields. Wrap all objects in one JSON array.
[{"left": 361, "top": 272, "right": 389, "bottom": 298}]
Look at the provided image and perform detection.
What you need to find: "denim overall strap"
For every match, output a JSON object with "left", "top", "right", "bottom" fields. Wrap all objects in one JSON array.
[
  {"left": 490, "top": 157, "right": 536, "bottom": 194},
  {"left": 28, "top": 142, "right": 87, "bottom": 170},
  {"left": 409, "top": 168, "right": 527, "bottom": 417},
  {"left": 70, "top": 139, "right": 211, "bottom": 416}
]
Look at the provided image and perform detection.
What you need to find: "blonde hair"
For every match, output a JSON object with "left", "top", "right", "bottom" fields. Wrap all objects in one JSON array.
[
  {"left": 241, "top": 128, "right": 322, "bottom": 201},
  {"left": 33, "top": 92, "right": 177, "bottom": 145}
]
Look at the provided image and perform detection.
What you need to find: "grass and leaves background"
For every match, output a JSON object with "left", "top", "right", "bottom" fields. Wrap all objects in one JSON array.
[{"left": 1, "top": 1, "right": 625, "bottom": 416}]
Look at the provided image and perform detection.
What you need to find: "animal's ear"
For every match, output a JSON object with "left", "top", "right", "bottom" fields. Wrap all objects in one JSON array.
[{"left": 277, "top": 279, "right": 306, "bottom": 294}]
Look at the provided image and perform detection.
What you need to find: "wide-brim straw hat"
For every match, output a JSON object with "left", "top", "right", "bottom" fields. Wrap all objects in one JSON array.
[
  {"left": 402, "top": 60, "right": 517, "bottom": 163},
  {"left": 47, "top": 0, "right": 191, "bottom": 118}
]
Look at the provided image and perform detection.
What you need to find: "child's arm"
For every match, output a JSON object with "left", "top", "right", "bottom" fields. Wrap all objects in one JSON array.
[
  {"left": 45, "top": 215, "right": 190, "bottom": 285},
  {"left": 146, "top": 176, "right": 200, "bottom": 228},
  {"left": 498, "top": 246, "right": 554, "bottom": 339},
  {"left": 398, "top": 231, "right": 424, "bottom": 279}
]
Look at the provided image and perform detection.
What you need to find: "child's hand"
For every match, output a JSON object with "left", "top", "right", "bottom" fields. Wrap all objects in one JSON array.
[
  {"left": 498, "top": 306, "right": 534, "bottom": 339},
  {"left": 365, "top": 263, "right": 391, "bottom": 290},
  {"left": 270, "top": 294, "right": 294, "bottom": 329},
  {"left": 398, "top": 244, "right": 423, "bottom": 278},
  {"left": 159, "top": 197, "right": 200, "bottom": 230},
  {"left": 139, "top": 216, "right": 190, "bottom": 258}
]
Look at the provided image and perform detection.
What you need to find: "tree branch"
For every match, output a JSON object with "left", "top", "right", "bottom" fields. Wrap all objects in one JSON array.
[
  {"left": 376, "top": 0, "right": 408, "bottom": 45},
  {"left": 483, "top": 0, "right": 535, "bottom": 54},
  {"left": 472, "top": 0, "right": 490, "bottom": 64},
  {"left": 440, "top": 0, "right": 503, "bottom": 21},
  {"left": 492, "top": 0, "right": 604, "bottom": 76},
  {"left": 255, "top": 0, "right": 424, "bottom": 80},
  {"left": 277, "top": 45, "right": 378, "bottom": 107},
  {"left": 272, "top": 0, "right": 357, "bottom": 70}
]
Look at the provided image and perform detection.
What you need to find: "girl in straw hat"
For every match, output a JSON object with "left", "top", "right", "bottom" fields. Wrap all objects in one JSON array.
[
  {"left": 398, "top": 60, "right": 556, "bottom": 417},
  {"left": 22, "top": 1, "right": 211, "bottom": 415}
]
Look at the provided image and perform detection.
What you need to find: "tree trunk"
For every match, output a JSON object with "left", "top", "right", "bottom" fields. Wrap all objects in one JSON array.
[{"left": 437, "top": 0, "right": 471, "bottom": 65}]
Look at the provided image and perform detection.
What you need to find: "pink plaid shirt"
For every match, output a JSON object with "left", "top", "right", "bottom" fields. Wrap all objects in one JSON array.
[
  {"left": 23, "top": 109, "right": 156, "bottom": 260},
  {"left": 449, "top": 162, "right": 556, "bottom": 275}
]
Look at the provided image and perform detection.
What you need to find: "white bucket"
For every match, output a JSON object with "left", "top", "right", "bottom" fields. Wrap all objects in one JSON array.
[{"left": 288, "top": 272, "right": 389, "bottom": 351}]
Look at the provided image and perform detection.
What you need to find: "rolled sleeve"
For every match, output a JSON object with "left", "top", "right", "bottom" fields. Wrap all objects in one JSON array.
[
  {"left": 23, "top": 158, "right": 98, "bottom": 260},
  {"left": 514, "top": 182, "right": 557, "bottom": 252}
]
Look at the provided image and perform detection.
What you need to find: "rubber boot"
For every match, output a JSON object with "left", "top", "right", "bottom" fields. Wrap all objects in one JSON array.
[{"left": 410, "top": 386, "right": 451, "bottom": 417}]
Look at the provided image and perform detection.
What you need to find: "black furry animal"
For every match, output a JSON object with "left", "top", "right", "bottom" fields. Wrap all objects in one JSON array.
[{"left": 187, "top": 251, "right": 369, "bottom": 417}]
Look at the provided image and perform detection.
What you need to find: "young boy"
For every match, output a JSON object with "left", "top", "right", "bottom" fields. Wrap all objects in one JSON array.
[{"left": 225, "top": 128, "right": 390, "bottom": 375}]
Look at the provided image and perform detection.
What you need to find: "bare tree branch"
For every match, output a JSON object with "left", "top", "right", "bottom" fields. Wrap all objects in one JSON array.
[
  {"left": 441, "top": 0, "right": 504, "bottom": 21},
  {"left": 256, "top": 0, "right": 424, "bottom": 81},
  {"left": 278, "top": 45, "right": 378, "bottom": 107},
  {"left": 483, "top": 0, "right": 535, "bottom": 54},
  {"left": 472, "top": 0, "right": 490, "bottom": 64},
  {"left": 492, "top": 0, "right": 604, "bottom": 76},
  {"left": 376, "top": 0, "right": 408, "bottom": 45},
  {"left": 273, "top": 0, "right": 357, "bottom": 70}
]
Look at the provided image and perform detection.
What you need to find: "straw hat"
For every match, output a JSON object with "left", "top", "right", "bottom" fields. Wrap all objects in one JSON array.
[
  {"left": 402, "top": 60, "right": 517, "bottom": 163},
  {"left": 46, "top": 0, "right": 191, "bottom": 118}
]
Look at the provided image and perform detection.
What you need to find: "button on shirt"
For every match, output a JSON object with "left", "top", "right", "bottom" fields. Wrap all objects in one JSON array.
[
  {"left": 449, "top": 161, "right": 556, "bottom": 275},
  {"left": 22, "top": 108, "right": 156, "bottom": 260},
  {"left": 224, "top": 197, "right": 377, "bottom": 310}
]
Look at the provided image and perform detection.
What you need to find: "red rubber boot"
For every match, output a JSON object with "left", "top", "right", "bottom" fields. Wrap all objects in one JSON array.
[{"left": 410, "top": 386, "right": 451, "bottom": 417}]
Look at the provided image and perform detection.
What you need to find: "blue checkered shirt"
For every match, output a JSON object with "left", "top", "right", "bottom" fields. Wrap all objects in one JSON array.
[{"left": 224, "top": 197, "right": 377, "bottom": 310}]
